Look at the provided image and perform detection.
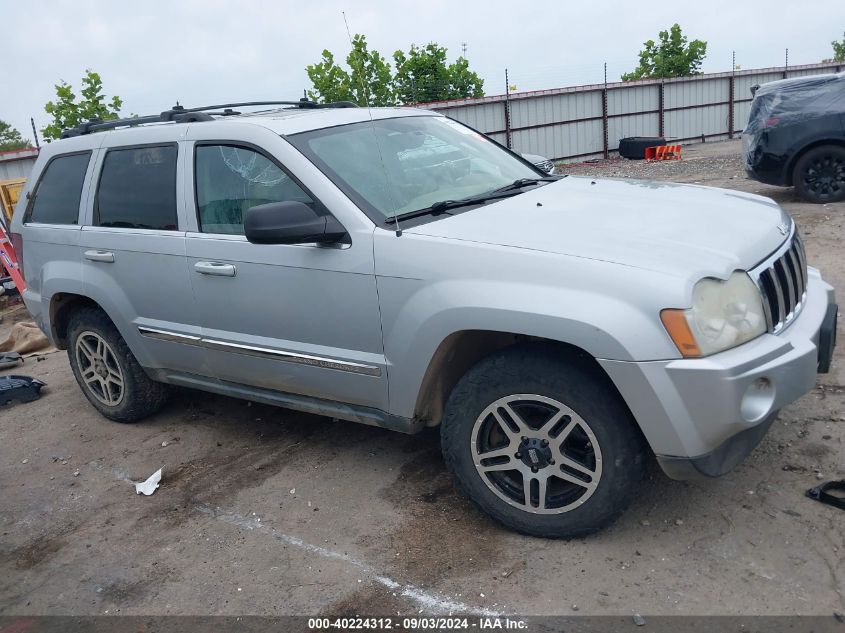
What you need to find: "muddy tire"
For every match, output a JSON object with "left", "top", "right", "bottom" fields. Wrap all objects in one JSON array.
[
  {"left": 67, "top": 307, "right": 169, "bottom": 422},
  {"left": 440, "top": 344, "right": 646, "bottom": 538},
  {"left": 793, "top": 145, "right": 845, "bottom": 204}
]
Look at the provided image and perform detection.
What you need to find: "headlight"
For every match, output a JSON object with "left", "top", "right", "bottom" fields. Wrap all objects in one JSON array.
[{"left": 661, "top": 272, "right": 767, "bottom": 357}]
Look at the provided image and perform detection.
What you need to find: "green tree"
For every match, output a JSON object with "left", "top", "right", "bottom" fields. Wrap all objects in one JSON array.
[
  {"left": 621, "top": 24, "right": 707, "bottom": 81},
  {"left": 307, "top": 35, "right": 395, "bottom": 106},
  {"left": 42, "top": 70, "right": 123, "bottom": 141},
  {"left": 393, "top": 43, "right": 484, "bottom": 103},
  {"left": 832, "top": 32, "right": 845, "bottom": 62},
  {"left": 0, "top": 120, "right": 32, "bottom": 151},
  {"left": 306, "top": 36, "right": 484, "bottom": 106}
]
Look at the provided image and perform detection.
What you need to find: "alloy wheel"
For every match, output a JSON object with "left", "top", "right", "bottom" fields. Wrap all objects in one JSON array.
[
  {"left": 471, "top": 394, "right": 602, "bottom": 514},
  {"left": 75, "top": 331, "right": 125, "bottom": 406},
  {"left": 802, "top": 154, "right": 845, "bottom": 200}
]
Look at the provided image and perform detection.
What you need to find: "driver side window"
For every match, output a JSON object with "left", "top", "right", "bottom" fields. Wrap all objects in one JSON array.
[{"left": 195, "top": 144, "right": 314, "bottom": 235}]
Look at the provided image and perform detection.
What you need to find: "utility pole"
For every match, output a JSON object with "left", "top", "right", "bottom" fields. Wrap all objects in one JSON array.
[
  {"left": 461, "top": 42, "right": 467, "bottom": 58},
  {"left": 504, "top": 68, "right": 512, "bottom": 149},
  {"left": 728, "top": 51, "right": 736, "bottom": 139},
  {"left": 784, "top": 48, "right": 789, "bottom": 78},
  {"left": 602, "top": 62, "right": 609, "bottom": 158}
]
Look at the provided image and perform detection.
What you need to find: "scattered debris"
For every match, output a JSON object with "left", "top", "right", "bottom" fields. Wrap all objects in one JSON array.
[
  {"left": 782, "top": 463, "right": 807, "bottom": 473},
  {"left": 134, "top": 468, "right": 163, "bottom": 496},
  {"left": 633, "top": 613, "right": 646, "bottom": 626},
  {"left": 806, "top": 480, "right": 845, "bottom": 511},
  {"left": 0, "top": 375, "right": 45, "bottom": 406},
  {"left": 0, "top": 351, "right": 22, "bottom": 369},
  {"left": 834, "top": 611, "right": 844, "bottom": 623}
]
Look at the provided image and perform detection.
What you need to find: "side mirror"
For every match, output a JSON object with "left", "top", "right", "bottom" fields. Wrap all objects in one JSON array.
[{"left": 244, "top": 201, "right": 347, "bottom": 245}]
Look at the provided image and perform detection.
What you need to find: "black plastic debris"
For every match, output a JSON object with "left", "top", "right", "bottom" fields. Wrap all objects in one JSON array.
[
  {"left": 0, "top": 352, "right": 23, "bottom": 369},
  {"left": 806, "top": 480, "right": 845, "bottom": 511},
  {"left": 0, "top": 375, "right": 45, "bottom": 406}
]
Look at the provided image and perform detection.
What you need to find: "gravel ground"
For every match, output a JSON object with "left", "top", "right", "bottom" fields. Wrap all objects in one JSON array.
[{"left": 1, "top": 139, "right": 844, "bottom": 620}]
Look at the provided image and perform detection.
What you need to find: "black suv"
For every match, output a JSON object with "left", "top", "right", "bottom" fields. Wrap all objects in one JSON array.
[{"left": 743, "top": 72, "right": 845, "bottom": 203}]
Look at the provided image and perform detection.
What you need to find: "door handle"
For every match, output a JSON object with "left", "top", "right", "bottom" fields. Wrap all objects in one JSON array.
[
  {"left": 84, "top": 250, "right": 115, "bottom": 263},
  {"left": 194, "top": 261, "right": 236, "bottom": 277}
]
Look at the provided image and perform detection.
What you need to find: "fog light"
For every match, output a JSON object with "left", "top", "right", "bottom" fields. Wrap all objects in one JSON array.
[{"left": 740, "top": 377, "right": 776, "bottom": 423}]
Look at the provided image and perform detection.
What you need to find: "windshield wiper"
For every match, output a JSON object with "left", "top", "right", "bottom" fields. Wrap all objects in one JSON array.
[
  {"left": 385, "top": 190, "right": 519, "bottom": 224},
  {"left": 490, "top": 175, "right": 562, "bottom": 194},
  {"left": 384, "top": 176, "right": 564, "bottom": 226}
]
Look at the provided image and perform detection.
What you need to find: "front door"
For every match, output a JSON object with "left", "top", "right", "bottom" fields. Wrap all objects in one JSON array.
[{"left": 184, "top": 134, "right": 388, "bottom": 412}]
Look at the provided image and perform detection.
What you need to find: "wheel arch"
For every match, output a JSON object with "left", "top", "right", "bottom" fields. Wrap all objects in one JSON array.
[
  {"left": 413, "top": 331, "right": 634, "bottom": 428},
  {"left": 49, "top": 292, "right": 113, "bottom": 349}
]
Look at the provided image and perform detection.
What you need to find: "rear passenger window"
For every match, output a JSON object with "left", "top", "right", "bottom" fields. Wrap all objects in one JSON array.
[
  {"left": 27, "top": 152, "right": 91, "bottom": 224},
  {"left": 96, "top": 145, "right": 178, "bottom": 230},
  {"left": 195, "top": 144, "right": 315, "bottom": 235}
]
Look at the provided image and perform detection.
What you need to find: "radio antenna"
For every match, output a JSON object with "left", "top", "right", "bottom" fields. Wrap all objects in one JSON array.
[{"left": 342, "top": 11, "right": 402, "bottom": 237}]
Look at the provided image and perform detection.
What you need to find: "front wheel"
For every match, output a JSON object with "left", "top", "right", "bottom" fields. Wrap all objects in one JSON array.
[
  {"left": 440, "top": 345, "right": 647, "bottom": 538},
  {"left": 793, "top": 145, "right": 845, "bottom": 203}
]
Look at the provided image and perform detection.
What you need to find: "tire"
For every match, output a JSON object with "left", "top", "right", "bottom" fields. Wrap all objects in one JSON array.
[
  {"left": 67, "top": 307, "right": 169, "bottom": 422},
  {"left": 618, "top": 136, "right": 666, "bottom": 160},
  {"left": 793, "top": 145, "right": 845, "bottom": 203},
  {"left": 440, "top": 344, "right": 646, "bottom": 538}
]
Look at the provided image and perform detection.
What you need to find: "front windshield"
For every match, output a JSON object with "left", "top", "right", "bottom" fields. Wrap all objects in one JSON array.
[{"left": 288, "top": 115, "right": 540, "bottom": 223}]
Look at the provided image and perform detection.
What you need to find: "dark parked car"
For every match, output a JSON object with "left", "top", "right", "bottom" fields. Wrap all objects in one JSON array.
[{"left": 743, "top": 72, "right": 845, "bottom": 203}]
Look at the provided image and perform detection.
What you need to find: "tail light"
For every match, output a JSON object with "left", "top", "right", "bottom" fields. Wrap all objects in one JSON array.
[
  {"left": 9, "top": 232, "right": 23, "bottom": 278},
  {"left": 763, "top": 116, "right": 780, "bottom": 128}
]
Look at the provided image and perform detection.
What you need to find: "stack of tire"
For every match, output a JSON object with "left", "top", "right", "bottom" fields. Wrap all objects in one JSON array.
[{"left": 618, "top": 137, "right": 666, "bottom": 160}]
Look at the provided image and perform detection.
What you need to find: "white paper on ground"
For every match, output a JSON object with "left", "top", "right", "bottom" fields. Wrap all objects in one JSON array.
[{"left": 134, "top": 468, "right": 163, "bottom": 495}]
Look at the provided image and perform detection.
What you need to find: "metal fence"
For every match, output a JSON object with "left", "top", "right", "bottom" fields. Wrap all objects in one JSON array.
[{"left": 424, "top": 61, "right": 843, "bottom": 162}]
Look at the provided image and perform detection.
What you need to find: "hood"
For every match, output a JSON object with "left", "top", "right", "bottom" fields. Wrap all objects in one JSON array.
[{"left": 404, "top": 176, "right": 791, "bottom": 279}]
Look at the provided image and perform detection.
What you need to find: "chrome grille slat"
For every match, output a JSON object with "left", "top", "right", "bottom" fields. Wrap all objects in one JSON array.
[
  {"left": 786, "top": 248, "right": 802, "bottom": 306},
  {"left": 780, "top": 256, "right": 796, "bottom": 315},
  {"left": 752, "top": 230, "right": 808, "bottom": 333}
]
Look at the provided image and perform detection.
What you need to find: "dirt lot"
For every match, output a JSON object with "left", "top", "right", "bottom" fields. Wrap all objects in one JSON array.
[{"left": 1, "top": 139, "right": 843, "bottom": 618}]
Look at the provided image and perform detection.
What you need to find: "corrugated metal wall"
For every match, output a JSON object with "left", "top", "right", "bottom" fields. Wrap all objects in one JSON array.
[
  {"left": 0, "top": 156, "right": 36, "bottom": 180},
  {"left": 426, "top": 62, "right": 843, "bottom": 162}
]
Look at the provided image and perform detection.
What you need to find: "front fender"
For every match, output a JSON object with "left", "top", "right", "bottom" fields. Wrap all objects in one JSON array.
[{"left": 378, "top": 276, "right": 681, "bottom": 420}]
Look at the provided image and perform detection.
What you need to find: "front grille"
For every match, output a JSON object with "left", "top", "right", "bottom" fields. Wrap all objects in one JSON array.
[{"left": 753, "top": 232, "right": 808, "bottom": 333}]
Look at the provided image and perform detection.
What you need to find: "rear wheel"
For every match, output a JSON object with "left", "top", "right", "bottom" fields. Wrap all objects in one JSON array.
[
  {"left": 67, "top": 307, "right": 169, "bottom": 422},
  {"left": 440, "top": 345, "right": 647, "bottom": 538},
  {"left": 793, "top": 145, "right": 845, "bottom": 203}
]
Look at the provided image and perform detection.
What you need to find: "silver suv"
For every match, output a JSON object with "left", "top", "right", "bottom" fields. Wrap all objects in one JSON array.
[{"left": 11, "top": 101, "right": 838, "bottom": 537}]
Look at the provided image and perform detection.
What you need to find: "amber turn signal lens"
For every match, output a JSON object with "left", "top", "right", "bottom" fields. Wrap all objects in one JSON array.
[{"left": 660, "top": 309, "right": 702, "bottom": 357}]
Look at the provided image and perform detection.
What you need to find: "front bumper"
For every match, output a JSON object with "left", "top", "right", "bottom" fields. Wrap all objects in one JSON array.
[{"left": 600, "top": 268, "right": 837, "bottom": 480}]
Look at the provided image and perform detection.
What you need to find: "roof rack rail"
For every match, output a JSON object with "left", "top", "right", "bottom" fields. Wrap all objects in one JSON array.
[{"left": 60, "top": 99, "right": 359, "bottom": 138}]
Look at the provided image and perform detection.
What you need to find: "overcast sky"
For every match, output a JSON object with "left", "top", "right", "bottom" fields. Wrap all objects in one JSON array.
[{"left": 2, "top": 0, "right": 843, "bottom": 142}]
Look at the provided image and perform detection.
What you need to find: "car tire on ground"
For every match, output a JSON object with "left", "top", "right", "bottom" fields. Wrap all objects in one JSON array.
[
  {"left": 440, "top": 344, "right": 647, "bottom": 538},
  {"left": 793, "top": 144, "right": 845, "bottom": 204},
  {"left": 67, "top": 307, "right": 169, "bottom": 422},
  {"left": 618, "top": 136, "right": 666, "bottom": 160}
]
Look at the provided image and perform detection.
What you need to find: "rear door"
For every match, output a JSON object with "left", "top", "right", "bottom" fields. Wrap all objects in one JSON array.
[
  {"left": 79, "top": 128, "right": 208, "bottom": 376},
  {"left": 183, "top": 124, "right": 388, "bottom": 411}
]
